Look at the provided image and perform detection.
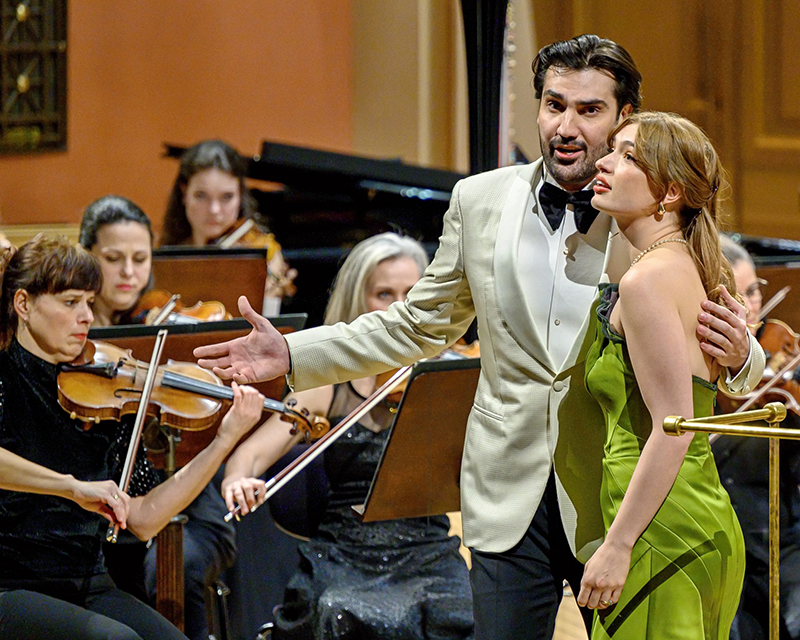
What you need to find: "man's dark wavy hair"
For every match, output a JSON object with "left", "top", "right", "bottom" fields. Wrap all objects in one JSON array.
[{"left": 532, "top": 34, "right": 642, "bottom": 114}]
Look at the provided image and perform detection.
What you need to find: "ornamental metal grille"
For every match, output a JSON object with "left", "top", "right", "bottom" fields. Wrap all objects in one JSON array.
[{"left": 0, "top": 0, "right": 66, "bottom": 154}]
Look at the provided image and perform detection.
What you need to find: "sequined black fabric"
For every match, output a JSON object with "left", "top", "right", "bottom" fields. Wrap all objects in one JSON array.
[
  {"left": 273, "top": 383, "right": 474, "bottom": 639},
  {"left": 0, "top": 340, "right": 158, "bottom": 582}
]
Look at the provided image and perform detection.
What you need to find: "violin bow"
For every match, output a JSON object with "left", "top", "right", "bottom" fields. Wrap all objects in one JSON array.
[
  {"left": 759, "top": 285, "right": 791, "bottom": 322},
  {"left": 710, "top": 347, "right": 800, "bottom": 444},
  {"left": 733, "top": 350, "right": 800, "bottom": 414},
  {"left": 107, "top": 328, "right": 169, "bottom": 542},
  {"left": 223, "top": 365, "right": 414, "bottom": 522}
]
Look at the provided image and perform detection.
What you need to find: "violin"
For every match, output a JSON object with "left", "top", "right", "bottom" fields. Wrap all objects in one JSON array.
[
  {"left": 131, "top": 289, "right": 232, "bottom": 326},
  {"left": 216, "top": 218, "right": 276, "bottom": 253},
  {"left": 718, "top": 319, "right": 800, "bottom": 415},
  {"left": 57, "top": 340, "right": 330, "bottom": 439},
  {"left": 217, "top": 218, "right": 297, "bottom": 298}
]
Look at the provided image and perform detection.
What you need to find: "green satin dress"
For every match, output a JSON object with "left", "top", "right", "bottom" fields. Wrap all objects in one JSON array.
[{"left": 584, "top": 284, "right": 745, "bottom": 640}]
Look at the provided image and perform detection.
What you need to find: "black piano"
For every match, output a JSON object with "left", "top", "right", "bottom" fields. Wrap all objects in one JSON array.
[
  {"left": 165, "top": 141, "right": 466, "bottom": 327},
  {"left": 730, "top": 233, "right": 800, "bottom": 331}
]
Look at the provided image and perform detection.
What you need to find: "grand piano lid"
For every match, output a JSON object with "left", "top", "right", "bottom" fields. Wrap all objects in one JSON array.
[
  {"left": 164, "top": 140, "right": 466, "bottom": 203},
  {"left": 728, "top": 232, "right": 800, "bottom": 265}
]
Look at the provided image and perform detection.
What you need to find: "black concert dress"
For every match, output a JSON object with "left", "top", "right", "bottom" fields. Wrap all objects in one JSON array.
[
  {"left": 272, "top": 382, "right": 474, "bottom": 639},
  {"left": 0, "top": 339, "right": 184, "bottom": 640}
]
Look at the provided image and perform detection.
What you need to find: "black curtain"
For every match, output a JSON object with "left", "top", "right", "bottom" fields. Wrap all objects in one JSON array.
[{"left": 460, "top": 0, "right": 509, "bottom": 175}]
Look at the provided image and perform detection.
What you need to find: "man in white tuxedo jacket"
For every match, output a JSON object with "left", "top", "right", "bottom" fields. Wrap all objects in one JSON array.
[{"left": 197, "top": 35, "right": 763, "bottom": 639}]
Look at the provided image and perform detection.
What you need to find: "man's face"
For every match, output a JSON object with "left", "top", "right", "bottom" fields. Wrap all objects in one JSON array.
[{"left": 537, "top": 67, "right": 630, "bottom": 191}]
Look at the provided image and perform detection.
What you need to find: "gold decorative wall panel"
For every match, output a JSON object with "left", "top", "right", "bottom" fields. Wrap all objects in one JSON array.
[{"left": 0, "top": 0, "right": 67, "bottom": 154}]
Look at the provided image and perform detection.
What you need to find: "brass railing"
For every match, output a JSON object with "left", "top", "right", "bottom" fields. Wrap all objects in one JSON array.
[{"left": 663, "top": 402, "right": 796, "bottom": 640}]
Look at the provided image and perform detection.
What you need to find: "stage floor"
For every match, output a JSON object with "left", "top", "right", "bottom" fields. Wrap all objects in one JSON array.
[{"left": 554, "top": 585, "right": 590, "bottom": 640}]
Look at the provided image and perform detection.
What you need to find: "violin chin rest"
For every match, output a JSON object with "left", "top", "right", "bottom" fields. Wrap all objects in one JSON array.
[{"left": 142, "top": 417, "right": 169, "bottom": 454}]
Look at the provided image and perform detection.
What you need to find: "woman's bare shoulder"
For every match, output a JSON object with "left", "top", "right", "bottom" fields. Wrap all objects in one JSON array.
[{"left": 618, "top": 253, "right": 705, "bottom": 331}]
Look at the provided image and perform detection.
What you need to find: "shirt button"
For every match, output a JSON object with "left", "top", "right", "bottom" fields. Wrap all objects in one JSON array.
[
  {"left": 553, "top": 381, "right": 565, "bottom": 392},
  {"left": 554, "top": 318, "right": 561, "bottom": 326}
]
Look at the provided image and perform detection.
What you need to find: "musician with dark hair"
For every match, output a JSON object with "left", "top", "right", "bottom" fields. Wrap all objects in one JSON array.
[
  {"left": 0, "top": 235, "right": 264, "bottom": 639},
  {"left": 160, "top": 139, "right": 295, "bottom": 315}
]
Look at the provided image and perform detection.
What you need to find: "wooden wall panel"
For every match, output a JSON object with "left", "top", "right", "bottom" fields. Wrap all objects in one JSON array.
[
  {"left": 773, "top": 1, "right": 800, "bottom": 129},
  {"left": 739, "top": 0, "right": 800, "bottom": 238},
  {"left": 530, "top": 0, "right": 739, "bottom": 168},
  {"left": 530, "top": 0, "right": 800, "bottom": 239},
  {"left": 351, "top": 0, "right": 468, "bottom": 172}
]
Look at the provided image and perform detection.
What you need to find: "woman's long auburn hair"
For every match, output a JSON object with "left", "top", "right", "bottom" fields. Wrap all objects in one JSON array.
[{"left": 610, "top": 111, "right": 737, "bottom": 304}]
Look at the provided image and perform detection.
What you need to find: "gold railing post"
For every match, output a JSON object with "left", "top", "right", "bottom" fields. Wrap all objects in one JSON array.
[
  {"left": 663, "top": 402, "right": 793, "bottom": 640},
  {"left": 770, "top": 436, "right": 780, "bottom": 640}
]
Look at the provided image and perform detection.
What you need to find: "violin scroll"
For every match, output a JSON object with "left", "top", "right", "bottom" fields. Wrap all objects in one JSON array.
[{"left": 282, "top": 398, "right": 330, "bottom": 441}]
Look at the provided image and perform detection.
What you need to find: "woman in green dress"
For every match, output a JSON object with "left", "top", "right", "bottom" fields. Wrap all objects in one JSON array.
[{"left": 577, "top": 111, "right": 746, "bottom": 639}]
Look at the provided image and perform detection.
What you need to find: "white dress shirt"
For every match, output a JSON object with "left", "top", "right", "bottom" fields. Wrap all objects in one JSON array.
[{"left": 518, "top": 168, "right": 605, "bottom": 370}]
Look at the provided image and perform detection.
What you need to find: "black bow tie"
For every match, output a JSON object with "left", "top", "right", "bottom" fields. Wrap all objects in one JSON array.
[{"left": 538, "top": 181, "right": 599, "bottom": 234}]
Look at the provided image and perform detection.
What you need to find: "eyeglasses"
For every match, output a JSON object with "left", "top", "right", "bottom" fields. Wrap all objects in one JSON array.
[{"left": 743, "top": 278, "right": 768, "bottom": 300}]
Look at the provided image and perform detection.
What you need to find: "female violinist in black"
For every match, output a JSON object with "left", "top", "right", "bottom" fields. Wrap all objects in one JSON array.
[{"left": 0, "top": 235, "right": 264, "bottom": 640}]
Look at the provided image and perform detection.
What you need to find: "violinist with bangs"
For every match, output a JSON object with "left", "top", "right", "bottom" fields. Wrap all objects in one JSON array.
[{"left": 0, "top": 235, "right": 264, "bottom": 640}]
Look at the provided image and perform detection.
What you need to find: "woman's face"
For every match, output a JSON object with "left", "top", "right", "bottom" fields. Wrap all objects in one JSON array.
[
  {"left": 91, "top": 221, "right": 152, "bottom": 314},
  {"left": 365, "top": 256, "right": 422, "bottom": 313},
  {"left": 183, "top": 168, "right": 241, "bottom": 245},
  {"left": 592, "top": 123, "right": 657, "bottom": 222},
  {"left": 16, "top": 289, "right": 94, "bottom": 364}
]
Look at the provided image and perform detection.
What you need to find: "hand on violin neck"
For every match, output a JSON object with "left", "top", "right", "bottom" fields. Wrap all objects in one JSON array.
[
  {"left": 68, "top": 478, "right": 131, "bottom": 529},
  {"left": 215, "top": 382, "right": 265, "bottom": 446},
  {"left": 194, "top": 295, "right": 290, "bottom": 384}
]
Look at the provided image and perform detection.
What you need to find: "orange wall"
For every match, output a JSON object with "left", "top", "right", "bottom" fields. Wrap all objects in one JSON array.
[{"left": 0, "top": 1, "right": 353, "bottom": 229}]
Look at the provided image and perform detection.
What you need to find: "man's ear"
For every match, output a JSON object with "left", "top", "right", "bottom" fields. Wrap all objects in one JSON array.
[
  {"left": 619, "top": 103, "right": 633, "bottom": 119},
  {"left": 13, "top": 289, "right": 30, "bottom": 321}
]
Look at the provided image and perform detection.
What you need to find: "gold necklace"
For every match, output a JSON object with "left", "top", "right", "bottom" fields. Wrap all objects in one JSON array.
[{"left": 630, "top": 237, "right": 687, "bottom": 267}]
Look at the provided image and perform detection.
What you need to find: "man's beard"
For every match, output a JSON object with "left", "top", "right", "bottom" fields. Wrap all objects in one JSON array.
[{"left": 540, "top": 136, "right": 608, "bottom": 190}]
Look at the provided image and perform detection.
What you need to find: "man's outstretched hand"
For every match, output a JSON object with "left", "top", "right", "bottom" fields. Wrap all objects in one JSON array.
[{"left": 194, "top": 296, "right": 291, "bottom": 384}]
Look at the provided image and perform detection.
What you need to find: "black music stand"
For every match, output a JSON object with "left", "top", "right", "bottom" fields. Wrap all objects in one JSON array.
[
  {"left": 352, "top": 357, "right": 480, "bottom": 522},
  {"left": 88, "top": 314, "right": 307, "bottom": 341}
]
